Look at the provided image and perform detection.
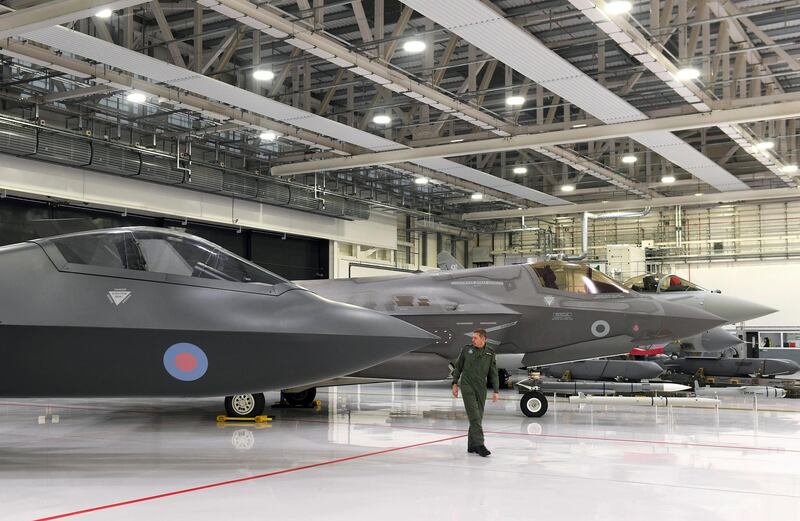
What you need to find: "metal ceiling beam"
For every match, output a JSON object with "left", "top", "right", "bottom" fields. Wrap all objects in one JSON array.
[
  {"left": 34, "top": 84, "right": 116, "bottom": 103},
  {"left": 151, "top": 0, "right": 186, "bottom": 68},
  {"left": 402, "top": 0, "right": 748, "bottom": 193},
  {"left": 577, "top": 0, "right": 797, "bottom": 188},
  {"left": 462, "top": 187, "right": 800, "bottom": 220},
  {"left": 0, "top": 0, "right": 148, "bottom": 38},
  {"left": 210, "top": 0, "right": 510, "bottom": 131},
  {"left": 270, "top": 101, "right": 800, "bottom": 176}
]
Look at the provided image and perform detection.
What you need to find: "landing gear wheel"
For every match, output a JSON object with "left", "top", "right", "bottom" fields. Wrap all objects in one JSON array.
[
  {"left": 520, "top": 391, "right": 548, "bottom": 417},
  {"left": 282, "top": 388, "right": 317, "bottom": 407},
  {"left": 225, "top": 393, "right": 266, "bottom": 418}
]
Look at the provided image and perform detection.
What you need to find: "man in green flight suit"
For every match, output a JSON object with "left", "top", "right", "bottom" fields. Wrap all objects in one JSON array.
[{"left": 451, "top": 329, "right": 500, "bottom": 457}]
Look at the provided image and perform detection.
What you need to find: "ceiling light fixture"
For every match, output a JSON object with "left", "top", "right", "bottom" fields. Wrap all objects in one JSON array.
[
  {"left": 259, "top": 131, "right": 277, "bottom": 141},
  {"left": 512, "top": 166, "right": 528, "bottom": 174},
  {"left": 471, "top": 193, "right": 484, "bottom": 200},
  {"left": 781, "top": 164, "right": 798, "bottom": 174},
  {"left": 372, "top": 114, "right": 391, "bottom": 125},
  {"left": 560, "top": 184, "right": 575, "bottom": 192},
  {"left": 505, "top": 95, "right": 525, "bottom": 106},
  {"left": 755, "top": 140, "right": 775, "bottom": 150},
  {"left": 675, "top": 67, "right": 701, "bottom": 81},
  {"left": 661, "top": 175, "right": 676, "bottom": 183},
  {"left": 450, "top": 138, "right": 465, "bottom": 143},
  {"left": 694, "top": 192, "right": 704, "bottom": 197},
  {"left": 252, "top": 69, "right": 275, "bottom": 81},
  {"left": 572, "top": 123, "right": 587, "bottom": 128},
  {"left": 414, "top": 177, "right": 429, "bottom": 185},
  {"left": 402, "top": 40, "right": 426, "bottom": 53},
  {"left": 621, "top": 155, "right": 637, "bottom": 164},
  {"left": 95, "top": 8, "right": 113, "bottom": 18},
  {"left": 126, "top": 91, "right": 146, "bottom": 104},
  {"left": 605, "top": 1, "right": 633, "bottom": 15}
]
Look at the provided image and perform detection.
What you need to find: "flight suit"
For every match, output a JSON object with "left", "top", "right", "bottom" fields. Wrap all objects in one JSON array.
[{"left": 452, "top": 344, "right": 500, "bottom": 449}]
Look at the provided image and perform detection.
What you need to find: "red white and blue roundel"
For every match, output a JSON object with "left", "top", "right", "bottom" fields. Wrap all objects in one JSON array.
[{"left": 163, "top": 343, "right": 208, "bottom": 381}]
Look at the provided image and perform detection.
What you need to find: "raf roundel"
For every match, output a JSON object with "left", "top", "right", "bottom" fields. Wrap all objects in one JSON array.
[
  {"left": 590, "top": 320, "right": 611, "bottom": 338},
  {"left": 163, "top": 343, "right": 208, "bottom": 381}
]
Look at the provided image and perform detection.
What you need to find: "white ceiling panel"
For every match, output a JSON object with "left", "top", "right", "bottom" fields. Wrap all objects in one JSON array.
[{"left": 25, "top": 27, "right": 195, "bottom": 84}]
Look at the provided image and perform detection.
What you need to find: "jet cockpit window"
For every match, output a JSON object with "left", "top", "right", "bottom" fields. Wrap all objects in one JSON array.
[
  {"left": 132, "top": 230, "right": 286, "bottom": 285},
  {"left": 658, "top": 274, "right": 705, "bottom": 292},
  {"left": 530, "top": 262, "right": 628, "bottom": 294},
  {"left": 624, "top": 273, "right": 706, "bottom": 292},
  {"left": 623, "top": 274, "right": 660, "bottom": 293},
  {"left": 49, "top": 231, "right": 146, "bottom": 271}
]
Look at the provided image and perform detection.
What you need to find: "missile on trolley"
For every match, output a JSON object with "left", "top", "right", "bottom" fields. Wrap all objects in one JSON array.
[
  {"left": 693, "top": 382, "right": 787, "bottom": 398},
  {"left": 529, "top": 380, "right": 690, "bottom": 395},
  {"left": 540, "top": 359, "right": 664, "bottom": 381},
  {"left": 660, "top": 357, "right": 799, "bottom": 377}
]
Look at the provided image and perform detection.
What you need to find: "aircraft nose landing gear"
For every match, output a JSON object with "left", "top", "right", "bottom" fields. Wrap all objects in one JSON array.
[
  {"left": 516, "top": 379, "right": 549, "bottom": 417},
  {"left": 225, "top": 393, "right": 266, "bottom": 418},
  {"left": 520, "top": 391, "right": 548, "bottom": 417}
]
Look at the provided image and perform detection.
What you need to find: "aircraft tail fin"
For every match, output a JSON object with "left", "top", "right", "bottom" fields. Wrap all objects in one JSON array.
[{"left": 437, "top": 251, "right": 464, "bottom": 271}]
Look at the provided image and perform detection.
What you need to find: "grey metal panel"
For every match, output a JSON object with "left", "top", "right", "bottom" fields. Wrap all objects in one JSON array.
[
  {"left": 287, "top": 187, "right": 323, "bottom": 211},
  {"left": 222, "top": 171, "right": 258, "bottom": 198},
  {"left": 187, "top": 164, "right": 224, "bottom": 192},
  {"left": 35, "top": 132, "right": 91, "bottom": 166},
  {"left": 0, "top": 122, "right": 36, "bottom": 155},
  {"left": 91, "top": 143, "right": 141, "bottom": 176},
  {"left": 139, "top": 155, "right": 185, "bottom": 184},
  {"left": 257, "top": 179, "right": 291, "bottom": 205}
]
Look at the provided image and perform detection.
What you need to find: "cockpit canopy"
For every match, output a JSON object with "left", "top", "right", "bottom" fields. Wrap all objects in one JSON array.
[
  {"left": 623, "top": 273, "right": 706, "bottom": 293},
  {"left": 530, "top": 262, "right": 629, "bottom": 295},
  {"left": 36, "top": 227, "right": 288, "bottom": 286}
]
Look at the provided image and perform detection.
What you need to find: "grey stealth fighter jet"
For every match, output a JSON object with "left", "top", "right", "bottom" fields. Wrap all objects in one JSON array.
[
  {"left": 0, "top": 227, "right": 436, "bottom": 417},
  {"left": 299, "top": 260, "right": 726, "bottom": 415}
]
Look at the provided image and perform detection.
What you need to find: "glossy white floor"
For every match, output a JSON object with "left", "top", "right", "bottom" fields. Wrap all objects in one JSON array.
[{"left": 2, "top": 383, "right": 800, "bottom": 521}]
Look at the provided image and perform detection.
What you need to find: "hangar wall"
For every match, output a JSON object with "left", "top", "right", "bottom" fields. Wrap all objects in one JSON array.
[
  {"left": 672, "top": 261, "right": 797, "bottom": 328},
  {"left": 0, "top": 154, "right": 397, "bottom": 250}
]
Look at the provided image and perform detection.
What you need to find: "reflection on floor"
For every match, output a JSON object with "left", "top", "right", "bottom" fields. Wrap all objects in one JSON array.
[{"left": 2, "top": 382, "right": 800, "bottom": 520}]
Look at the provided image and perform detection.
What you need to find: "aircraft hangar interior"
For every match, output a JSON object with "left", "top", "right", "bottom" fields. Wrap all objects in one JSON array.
[{"left": 1, "top": 0, "right": 800, "bottom": 519}]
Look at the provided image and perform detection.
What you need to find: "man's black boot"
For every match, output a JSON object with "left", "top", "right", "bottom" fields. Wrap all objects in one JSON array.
[
  {"left": 476, "top": 445, "right": 491, "bottom": 457},
  {"left": 467, "top": 446, "right": 477, "bottom": 453}
]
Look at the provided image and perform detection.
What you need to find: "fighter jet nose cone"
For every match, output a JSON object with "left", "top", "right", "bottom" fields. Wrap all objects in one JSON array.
[
  {"left": 319, "top": 299, "right": 438, "bottom": 355},
  {"left": 702, "top": 294, "right": 777, "bottom": 324},
  {"left": 656, "top": 300, "right": 727, "bottom": 340}
]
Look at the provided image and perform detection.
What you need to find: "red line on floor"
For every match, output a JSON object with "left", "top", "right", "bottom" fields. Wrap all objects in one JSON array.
[
  {"left": 33, "top": 434, "right": 465, "bottom": 521},
  {"left": 277, "top": 417, "right": 799, "bottom": 454}
]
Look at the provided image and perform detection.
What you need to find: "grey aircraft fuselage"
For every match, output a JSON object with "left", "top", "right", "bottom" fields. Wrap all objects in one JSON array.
[
  {"left": 0, "top": 228, "right": 436, "bottom": 398},
  {"left": 300, "top": 262, "right": 726, "bottom": 382}
]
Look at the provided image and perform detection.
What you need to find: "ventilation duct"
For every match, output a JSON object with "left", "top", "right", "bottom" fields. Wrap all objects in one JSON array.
[{"left": 0, "top": 120, "right": 369, "bottom": 220}]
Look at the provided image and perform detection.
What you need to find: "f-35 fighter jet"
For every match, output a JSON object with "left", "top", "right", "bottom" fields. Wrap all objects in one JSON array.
[
  {"left": 298, "top": 261, "right": 726, "bottom": 414},
  {"left": 0, "top": 228, "right": 436, "bottom": 417}
]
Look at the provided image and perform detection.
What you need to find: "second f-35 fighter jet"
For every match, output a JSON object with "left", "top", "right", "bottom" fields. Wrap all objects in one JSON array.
[
  {"left": 298, "top": 261, "right": 726, "bottom": 414},
  {"left": 0, "top": 228, "right": 436, "bottom": 417}
]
